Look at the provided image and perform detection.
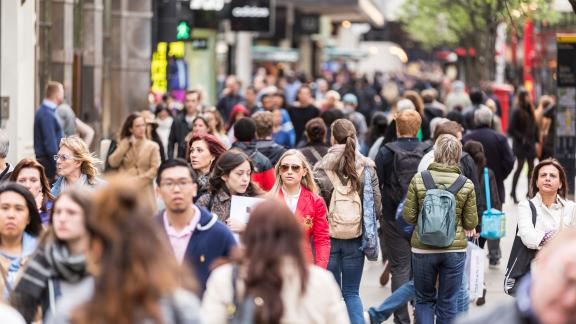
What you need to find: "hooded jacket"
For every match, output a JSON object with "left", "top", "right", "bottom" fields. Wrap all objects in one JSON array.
[{"left": 231, "top": 141, "right": 275, "bottom": 191}]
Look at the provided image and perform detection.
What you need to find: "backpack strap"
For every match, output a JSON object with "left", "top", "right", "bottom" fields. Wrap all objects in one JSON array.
[
  {"left": 325, "top": 170, "right": 343, "bottom": 188},
  {"left": 446, "top": 175, "right": 468, "bottom": 195},
  {"left": 528, "top": 201, "right": 537, "bottom": 226},
  {"left": 421, "top": 170, "right": 437, "bottom": 190},
  {"left": 308, "top": 147, "right": 323, "bottom": 162}
]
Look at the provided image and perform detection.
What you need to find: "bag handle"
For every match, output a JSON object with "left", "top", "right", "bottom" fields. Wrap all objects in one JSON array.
[{"left": 484, "top": 167, "right": 491, "bottom": 211}]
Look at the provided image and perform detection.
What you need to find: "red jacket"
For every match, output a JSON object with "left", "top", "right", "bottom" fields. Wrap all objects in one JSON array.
[{"left": 279, "top": 186, "right": 330, "bottom": 268}]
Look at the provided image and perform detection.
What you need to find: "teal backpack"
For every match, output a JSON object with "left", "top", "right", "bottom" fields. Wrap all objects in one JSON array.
[{"left": 418, "top": 171, "right": 467, "bottom": 247}]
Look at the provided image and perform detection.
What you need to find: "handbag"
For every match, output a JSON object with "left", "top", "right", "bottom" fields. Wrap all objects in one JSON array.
[
  {"left": 480, "top": 167, "right": 506, "bottom": 239},
  {"left": 466, "top": 239, "right": 485, "bottom": 299},
  {"left": 503, "top": 201, "right": 537, "bottom": 296},
  {"left": 228, "top": 265, "right": 256, "bottom": 324}
]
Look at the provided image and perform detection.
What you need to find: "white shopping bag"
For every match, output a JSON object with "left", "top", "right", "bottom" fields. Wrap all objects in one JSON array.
[{"left": 465, "top": 241, "right": 485, "bottom": 299}]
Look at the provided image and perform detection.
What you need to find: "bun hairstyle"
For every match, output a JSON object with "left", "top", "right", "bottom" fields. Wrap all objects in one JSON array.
[
  {"left": 330, "top": 119, "right": 360, "bottom": 192},
  {"left": 304, "top": 118, "right": 327, "bottom": 144}
]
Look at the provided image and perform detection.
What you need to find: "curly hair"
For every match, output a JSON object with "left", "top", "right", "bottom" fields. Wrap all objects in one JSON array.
[{"left": 59, "top": 136, "right": 102, "bottom": 184}]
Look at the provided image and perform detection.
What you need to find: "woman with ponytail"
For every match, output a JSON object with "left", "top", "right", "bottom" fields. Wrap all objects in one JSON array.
[{"left": 314, "top": 118, "right": 382, "bottom": 324}]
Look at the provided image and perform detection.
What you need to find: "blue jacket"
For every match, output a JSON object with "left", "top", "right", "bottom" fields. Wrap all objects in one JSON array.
[
  {"left": 34, "top": 103, "right": 64, "bottom": 158},
  {"left": 154, "top": 206, "right": 237, "bottom": 294}
]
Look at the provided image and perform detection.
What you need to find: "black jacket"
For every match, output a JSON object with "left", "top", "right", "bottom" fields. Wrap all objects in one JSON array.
[
  {"left": 167, "top": 113, "right": 193, "bottom": 159},
  {"left": 299, "top": 143, "right": 329, "bottom": 167},
  {"left": 254, "top": 140, "right": 287, "bottom": 166},
  {"left": 217, "top": 94, "right": 244, "bottom": 123},
  {"left": 508, "top": 107, "right": 538, "bottom": 156},
  {"left": 231, "top": 141, "right": 273, "bottom": 173},
  {"left": 463, "top": 127, "right": 515, "bottom": 203}
]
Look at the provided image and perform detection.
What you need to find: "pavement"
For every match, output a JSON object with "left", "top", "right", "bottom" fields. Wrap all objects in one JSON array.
[{"left": 360, "top": 164, "right": 530, "bottom": 323}]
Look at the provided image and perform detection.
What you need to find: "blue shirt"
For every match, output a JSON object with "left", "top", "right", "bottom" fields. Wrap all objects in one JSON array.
[{"left": 34, "top": 102, "right": 64, "bottom": 157}]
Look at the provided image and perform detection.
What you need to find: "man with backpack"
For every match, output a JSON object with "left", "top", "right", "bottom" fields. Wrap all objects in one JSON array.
[
  {"left": 375, "top": 109, "right": 431, "bottom": 324},
  {"left": 403, "top": 134, "right": 478, "bottom": 323}
]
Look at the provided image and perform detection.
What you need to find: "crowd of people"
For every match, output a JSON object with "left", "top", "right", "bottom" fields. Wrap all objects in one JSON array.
[{"left": 0, "top": 70, "right": 570, "bottom": 324}]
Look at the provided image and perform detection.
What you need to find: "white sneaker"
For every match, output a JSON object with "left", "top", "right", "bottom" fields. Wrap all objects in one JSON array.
[{"left": 363, "top": 311, "right": 371, "bottom": 324}]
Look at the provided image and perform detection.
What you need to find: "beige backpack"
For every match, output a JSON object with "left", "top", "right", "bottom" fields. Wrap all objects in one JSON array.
[{"left": 325, "top": 170, "right": 363, "bottom": 239}]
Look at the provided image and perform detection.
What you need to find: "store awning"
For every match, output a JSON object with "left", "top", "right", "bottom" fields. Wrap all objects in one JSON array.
[{"left": 252, "top": 46, "right": 300, "bottom": 62}]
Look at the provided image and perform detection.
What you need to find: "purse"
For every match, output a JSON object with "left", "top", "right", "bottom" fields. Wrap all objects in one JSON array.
[
  {"left": 228, "top": 265, "right": 256, "bottom": 324},
  {"left": 480, "top": 168, "right": 506, "bottom": 239},
  {"left": 503, "top": 201, "right": 537, "bottom": 296}
]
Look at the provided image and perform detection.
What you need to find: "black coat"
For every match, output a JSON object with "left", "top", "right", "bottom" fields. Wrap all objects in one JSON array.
[
  {"left": 254, "top": 140, "right": 287, "bottom": 166},
  {"left": 167, "top": 113, "right": 192, "bottom": 159},
  {"left": 231, "top": 141, "right": 273, "bottom": 173},
  {"left": 507, "top": 107, "right": 538, "bottom": 157},
  {"left": 463, "top": 127, "right": 515, "bottom": 203}
]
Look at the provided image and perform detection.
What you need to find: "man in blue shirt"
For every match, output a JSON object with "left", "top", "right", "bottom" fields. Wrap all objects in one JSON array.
[{"left": 34, "top": 81, "right": 65, "bottom": 182}]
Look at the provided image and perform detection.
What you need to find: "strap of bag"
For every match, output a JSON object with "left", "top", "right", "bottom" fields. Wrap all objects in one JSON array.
[
  {"left": 447, "top": 175, "right": 467, "bottom": 195},
  {"left": 309, "top": 146, "right": 323, "bottom": 162},
  {"left": 484, "top": 167, "right": 492, "bottom": 210},
  {"left": 528, "top": 201, "right": 537, "bottom": 226},
  {"left": 421, "top": 170, "right": 437, "bottom": 190},
  {"left": 325, "top": 170, "right": 344, "bottom": 188}
]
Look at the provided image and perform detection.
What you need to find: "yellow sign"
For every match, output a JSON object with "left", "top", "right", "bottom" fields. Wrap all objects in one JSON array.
[
  {"left": 557, "top": 34, "right": 576, "bottom": 43},
  {"left": 168, "top": 41, "right": 185, "bottom": 58},
  {"left": 151, "top": 42, "right": 168, "bottom": 93}
]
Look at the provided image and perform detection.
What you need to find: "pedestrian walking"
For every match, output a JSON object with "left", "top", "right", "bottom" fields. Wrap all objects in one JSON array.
[
  {"left": 186, "top": 134, "right": 227, "bottom": 201},
  {"left": 107, "top": 112, "right": 161, "bottom": 209},
  {"left": 271, "top": 149, "right": 330, "bottom": 268},
  {"left": 217, "top": 75, "right": 244, "bottom": 124},
  {"left": 0, "top": 130, "right": 14, "bottom": 182},
  {"left": 196, "top": 150, "right": 263, "bottom": 231},
  {"left": 155, "top": 159, "right": 237, "bottom": 293},
  {"left": 508, "top": 88, "right": 539, "bottom": 204},
  {"left": 12, "top": 188, "right": 91, "bottom": 322},
  {"left": 298, "top": 118, "right": 329, "bottom": 167},
  {"left": 403, "top": 134, "right": 478, "bottom": 324},
  {"left": 202, "top": 199, "right": 350, "bottom": 323},
  {"left": 34, "top": 81, "right": 65, "bottom": 182},
  {"left": 168, "top": 90, "right": 202, "bottom": 159},
  {"left": 252, "top": 111, "right": 287, "bottom": 165},
  {"left": 315, "top": 119, "right": 382, "bottom": 324},
  {"left": 366, "top": 112, "right": 388, "bottom": 160},
  {"left": 154, "top": 103, "right": 174, "bottom": 160},
  {"left": 0, "top": 183, "right": 42, "bottom": 301},
  {"left": 375, "top": 109, "right": 430, "bottom": 324},
  {"left": 288, "top": 85, "right": 321, "bottom": 146},
  {"left": 48, "top": 178, "right": 203, "bottom": 324},
  {"left": 463, "top": 107, "right": 515, "bottom": 206},
  {"left": 226, "top": 103, "right": 250, "bottom": 144},
  {"left": 203, "top": 107, "right": 230, "bottom": 148},
  {"left": 10, "top": 159, "right": 55, "bottom": 225},
  {"left": 51, "top": 136, "right": 105, "bottom": 197}
]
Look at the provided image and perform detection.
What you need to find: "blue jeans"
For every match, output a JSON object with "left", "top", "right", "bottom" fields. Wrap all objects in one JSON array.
[
  {"left": 412, "top": 252, "right": 466, "bottom": 324},
  {"left": 328, "top": 237, "right": 365, "bottom": 324},
  {"left": 368, "top": 280, "right": 415, "bottom": 323}
]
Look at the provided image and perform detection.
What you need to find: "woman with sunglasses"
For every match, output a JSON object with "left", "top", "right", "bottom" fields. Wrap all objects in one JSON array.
[
  {"left": 271, "top": 150, "right": 330, "bottom": 269},
  {"left": 10, "top": 159, "right": 55, "bottom": 226},
  {"left": 51, "top": 136, "right": 105, "bottom": 197}
]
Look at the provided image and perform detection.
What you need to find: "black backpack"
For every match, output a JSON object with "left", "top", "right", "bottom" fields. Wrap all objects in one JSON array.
[{"left": 384, "top": 142, "right": 430, "bottom": 207}]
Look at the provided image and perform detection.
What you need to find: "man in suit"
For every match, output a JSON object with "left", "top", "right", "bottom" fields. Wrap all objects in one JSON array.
[{"left": 34, "top": 81, "right": 65, "bottom": 182}]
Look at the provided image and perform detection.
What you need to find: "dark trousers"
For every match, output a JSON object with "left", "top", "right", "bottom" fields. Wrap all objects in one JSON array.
[
  {"left": 37, "top": 156, "right": 56, "bottom": 184},
  {"left": 478, "top": 237, "right": 502, "bottom": 263},
  {"left": 381, "top": 218, "right": 412, "bottom": 324}
]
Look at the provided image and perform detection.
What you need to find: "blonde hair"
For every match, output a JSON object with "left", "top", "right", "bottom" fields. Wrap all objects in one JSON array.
[
  {"left": 433, "top": 134, "right": 462, "bottom": 166},
  {"left": 271, "top": 149, "right": 318, "bottom": 194},
  {"left": 59, "top": 136, "right": 102, "bottom": 184}
]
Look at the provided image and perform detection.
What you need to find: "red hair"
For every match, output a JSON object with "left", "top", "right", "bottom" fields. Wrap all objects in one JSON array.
[{"left": 186, "top": 134, "right": 227, "bottom": 172}]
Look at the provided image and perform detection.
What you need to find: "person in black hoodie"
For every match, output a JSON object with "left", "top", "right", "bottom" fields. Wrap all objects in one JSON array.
[
  {"left": 508, "top": 88, "right": 538, "bottom": 204},
  {"left": 231, "top": 118, "right": 275, "bottom": 191},
  {"left": 252, "top": 111, "right": 286, "bottom": 165},
  {"left": 168, "top": 90, "right": 201, "bottom": 159}
]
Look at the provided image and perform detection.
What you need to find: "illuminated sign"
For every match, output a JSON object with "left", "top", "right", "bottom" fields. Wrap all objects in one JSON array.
[{"left": 151, "top": 42, "right": 186, "bottom": 93}]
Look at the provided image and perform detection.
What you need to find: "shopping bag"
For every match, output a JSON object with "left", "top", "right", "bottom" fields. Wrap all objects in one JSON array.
[
  {"left": 466, "top": 241, "right": 485, "bottom": 299},
  {"left": 480, "top": 168, "right": 506, "bottom": 239}
]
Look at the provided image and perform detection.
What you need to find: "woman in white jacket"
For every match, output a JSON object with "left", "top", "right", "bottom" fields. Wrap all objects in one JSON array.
[
  {"left": 202, "top": 199, "right": 349, "bottom": 324},
  {"left": 517, "top": 159, "right": 576, "bottom": 250}
]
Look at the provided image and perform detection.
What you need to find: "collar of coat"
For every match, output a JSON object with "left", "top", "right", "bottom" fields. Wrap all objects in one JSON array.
[{"left": 427, "top": 162, "right": 462, "bottom": 174}]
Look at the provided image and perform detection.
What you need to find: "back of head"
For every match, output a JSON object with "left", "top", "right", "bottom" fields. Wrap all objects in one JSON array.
[
  {"left": 433, "top": 134, "right": 462, "bottom": 166},
  {"left": 342, "top": 93, "right": 358, "bottom": 106},
  {"left": 77, "top": 177, "right": 195, "bottom": 323},
  {"left": 45, "top": 81, "right": 63, "bottom": 100},
  {"left": 397, "top": 98, "right": 416, "bottom": 113},
  {"left": 462, "top": 140, "right": 486, "bottom": 170},
  {"left": 252, "top": 111, "right": 274, "bottom": 139},
  {"left": 305, "top": 117, "right": 327, "bottom": 144},
  {"left": 429, "top": 117, "right": 450, "bottom": 140},
  {"left": 433, "top": 121, "right": 463, "bottom": 141},
  {"left": 421, "top": 89, "right": 437, "bottom": 104},
  {"left": 474, "top": 106, "right": 493, "bottom": 128},
  {"left": 331, "top": 119, "right": 360, "bottom": 191},
  {"left": 469, "top": 89, "right": 484, "bottom": 105},
  {"left": 243, "top": 199, "right": 309, "bottom": 323},
  {"left": 396, "top": 109, "right": 422, "bottom": 137},
  {"left": 403, "top": 90, "right": 424, "bottom": 114},
  {"left": 234, "top": 117, "right": 256, "bottom": 142}
]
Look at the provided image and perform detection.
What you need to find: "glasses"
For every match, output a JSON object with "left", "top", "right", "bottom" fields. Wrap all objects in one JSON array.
[
  {"left": 53, "top": 154, "right": 76, "bottom": 162},
  {"left": 160, "top": 180, "right": 194, "bottom": 190},
  {"left": 279, "top": 164, "right": 302, "bottom": 173}
]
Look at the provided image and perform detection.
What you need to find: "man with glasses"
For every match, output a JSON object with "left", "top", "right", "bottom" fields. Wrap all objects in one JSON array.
[
  {"left": 168, "top": 90, "right": 202, "bottom": 159},
  {"left": 155, "top": 159, "right": 237, "bottom": 293}
]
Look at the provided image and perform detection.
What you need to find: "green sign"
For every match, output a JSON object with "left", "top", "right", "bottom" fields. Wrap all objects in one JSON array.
[{"left": 176, "top": 21, "right": 191, "bottom": 40}]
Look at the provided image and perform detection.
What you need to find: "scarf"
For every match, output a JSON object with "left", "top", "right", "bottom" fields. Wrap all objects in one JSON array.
[{"left": 17, "top": 238, "right": 86, "bottom": 300}]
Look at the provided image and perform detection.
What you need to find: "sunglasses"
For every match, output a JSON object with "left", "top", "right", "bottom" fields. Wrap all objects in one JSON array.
[{"left": 280, "top": 164, "right": 302, "bottom": 173}]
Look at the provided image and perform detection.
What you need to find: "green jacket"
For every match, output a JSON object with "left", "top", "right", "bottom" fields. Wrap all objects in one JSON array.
[{"left": 403, "top": 162, "right": 478, "bottom": 250}]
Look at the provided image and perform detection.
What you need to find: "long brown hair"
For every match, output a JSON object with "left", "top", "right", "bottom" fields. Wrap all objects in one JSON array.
[
  {"left": 71, "top": 177, "right": 196, "bottom": 324},
  {"left": 242, "top": 199, "right": 309, "bottom": 323},
  {"left": 208, "top": 149, "right": 262, "bottom": 196},
  {"left": 330, "top": 119, "right": 361, "bottom": 191},
  {"left": 119, "top": 112, "right": 143, "bottom": 140},
  {"left": 529, "top": 159, "right": 569, "bottom": 199},
  {"left": 10, "top": 158, "right": 55, "bottom": 211}
]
